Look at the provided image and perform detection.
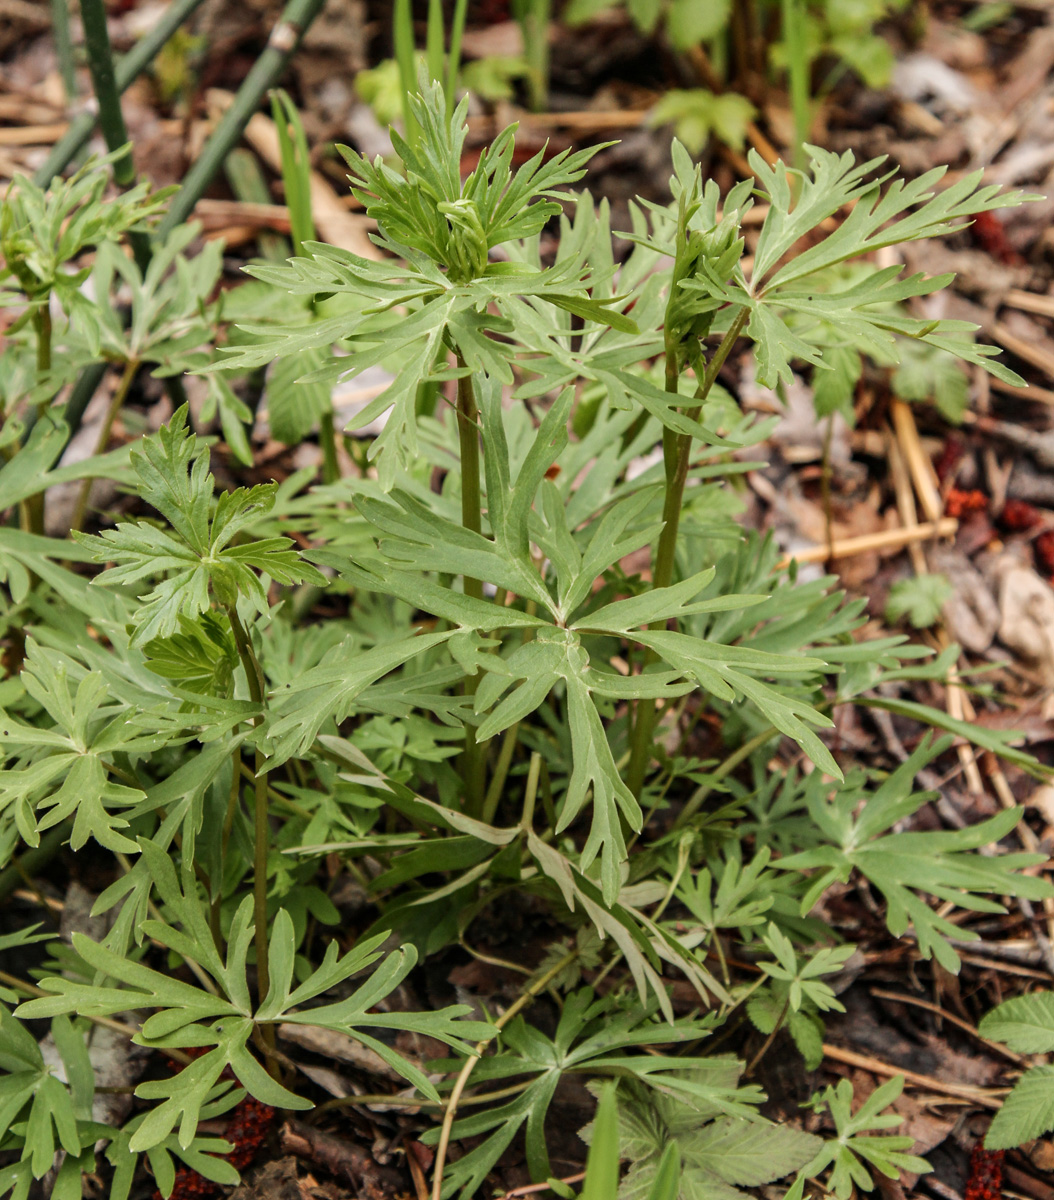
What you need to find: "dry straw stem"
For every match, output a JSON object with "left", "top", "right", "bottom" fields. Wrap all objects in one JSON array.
[
  {"left": 821, "top": 1043, "right": 1008, "bottom": 1107},
  {"left": 203, "top": 91, "right": 379, "bottom": 259},
  {"left": 992, "top": 320, "right": 1054, "bottom": 382},
  {"left": 891, "top": 399, "right": 943, "bottom": 524},
  {"left": 776, "top": 518, "right": 958, "bottom": 568}
]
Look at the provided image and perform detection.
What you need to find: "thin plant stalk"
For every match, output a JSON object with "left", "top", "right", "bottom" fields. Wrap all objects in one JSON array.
[
  {"left": 271, "top": 87, "right": 341, "bottom": 482},
  {"left": 80, "top": 0, "right": 152, "bottom": 271},
  {"left": 455, "top": 357, "right": 487, "bottom": 815},
  {"left": 430, "top": 947, "right": 577, "bottom": 1200},
  {"left": 50, "top": 0, "right": 77, "bottom": 103},
  {"left": 225, "top": 147, "right": 290, "bottom": 262},
  {"left": 225, "top": 604, "right": 274, "bottom": 1032},
  {"left": 80, "top": 0, "right": 134, "bottom": 187},
  {"left": 158, "top": 0, "right": 325, "bottom": 235},
  {"left": 515, "top": 0, "right": 551, "bottom": 112},
  {"left": 21, "top": 306, "right": 54, "bottom": 534},
  {"left": 625, "top": 307, "right": 750, "bottom": 799},
  {"left": 446, "top": 0, "right": 470, "bottom": 118},
  {"left": 70, "top": 357, "right": 139, "bottom": 533},
  {"left": 782, "top": 0, "right": 811, "bottom": 174},
  {"left": 393, "top": 0, "right": 420, "bottom": 148},
  {"left": 425, "top": 0, "right": 445, "bottom": 84},
  {"left": 480, "top": 722, "right": 520, "bottom": 826},
  {"left": 33, "top": 306, "right": 52, "bottom": 381},
  {"left": 35, "top": 0, "right": 208, "bottom": 188}
]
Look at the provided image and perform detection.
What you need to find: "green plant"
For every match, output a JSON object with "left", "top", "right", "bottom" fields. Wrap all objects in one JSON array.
[
  {"left": 566, "top": 0, "right": 908, "bottom": 162},
  {"left": 0, "top": 77, "right": 1050, "bottom": 1200},
  {"left": 885, "top": 573, "right": 953, "bottom": 629},
  {"left": 978, "top": 992, "right": 1054, "bottom": 1149},
  {"left": 800, "top": 1076, "right": 930, "bottom": 1200}
]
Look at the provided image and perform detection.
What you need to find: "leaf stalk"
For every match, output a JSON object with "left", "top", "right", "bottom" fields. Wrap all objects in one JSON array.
[{"left": 625, "top": 305, "right": 750, "bottom": 798}]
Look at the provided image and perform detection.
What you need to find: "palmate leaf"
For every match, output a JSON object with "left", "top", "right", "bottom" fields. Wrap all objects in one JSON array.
[
  {"left": 677, "top": 143, "right": 1034, "bottom": 391},
  {"left": 262, "top": 628, "right": 461, "bottom": 764},
  {"left": 211, "top": 82, "right": 638, "bottom": 481},
  {"left": 0, "top": 641, "right": 183, "bottom": 856},
  {"left": 344, "top": 77, "right": 603, "bottom": 269},
  {"left": 777, "top": 738, "right": 1054, "bottom": 972},
  {"left": 750, "top": 145, "right": 1035, "bottom": 288},
  {"left": 629, "top": 629, "right": 839, "bottom": 777},
  {"left": 106, "top": 1093, "right": 242, "bottom": 1200},
  {"left": 18, "top": 887, "right": 488, "bottom": 1152},
  {"left": 77, "top": 407, "right": 324, "bottom": 644},
  {"left": 802, "top": 1077, "right": 929, "bottom": 1200},
  {"left": 475, "top": 627, "right": 659, "bottom": 904},
  {"left": 425, "top": 989, "right": 729, "bottom": 1199},
  {"left": 0, "top": 1006, "right": 92, "bottom": 1181}
]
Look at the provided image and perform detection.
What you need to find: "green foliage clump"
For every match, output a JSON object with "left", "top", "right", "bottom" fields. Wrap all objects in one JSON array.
[{"left": 0, "top": 78, "right": 1048, "bottom": 1200}]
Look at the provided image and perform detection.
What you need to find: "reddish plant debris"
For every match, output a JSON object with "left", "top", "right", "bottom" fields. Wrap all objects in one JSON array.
[
  {"left": 1000, "top": 498, "right": 1044, "bottom": 532},
  {"left": 156, "top": 1092, "right": 276, "bottom": 1200},
  {"left": 971, "top": 211, "right": 1024, "bottom": 266},
  {"left": 1035, "top": 530, "right": 1054, "bottom": 576},
  {"left": 945, "top": 488, "right": 988, "bottom": 518},
  {"left": 965, "top": 1144, "right": 1005, "bottom": 1200},
  {"left": 935, "top": 435, "right": 966, "bottom": 484}
]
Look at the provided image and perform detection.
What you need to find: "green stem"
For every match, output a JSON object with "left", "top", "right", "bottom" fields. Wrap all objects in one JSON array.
[
  {"left": 480, "top": 722, "right": 520, "bottom": 826},
  {"left": 20, "top": 305, "right": 54, "bottom": 535},
  {"left": 225, "top": 604, "right": 273, "bottom": 1028},
  {"left": 625, "top": 307, "right": 750, "bottom": 799},
  {"left": 225, "top": 147, "right": 290, "bottom": 262},
  {"left": 745, "top": 995, "right": 791, "bottom": 1076},
  {"left": 80, "top": 0, "right": 133, "bottom": 186},
  {"left": 455, "top": 357, "right": 487, "bottom": 816},
  {"left": 35, "top": 0, "right": 208, "bottom": 187},
  {"left": 158, "top": 0, "right": 325, "bottom": 236},
  {"left": 34, "top": 305, "right": 52, "bottom": 379},
  {"left": 50, "top": 0, "right": 77, "bottom": 103},
  {"left": 425, "top": 0, "right": 444, "bottom": 83},
  {"left": 820, "top": 413, "right": 834, "bottom": 561},
  {"left": 393, "top": 0, "right": 420, "bottom": 148},
  {"left": 80, "top": 0, "right": 152, "bottom": 271},
  {"left": 319, "top": 410, "right": 340, "bottom": 484},
  {"left": 781, "top": 0, "right": 810, "bottom": 176},
  {"left": 446, "top": 0, "right": 469, "bottom": 118},
  {"left": 519, "top": 0, "right": 551, "bottom": 112},
  {"left": 70, "top": 357, "right": 139, "bottom": 533}
]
